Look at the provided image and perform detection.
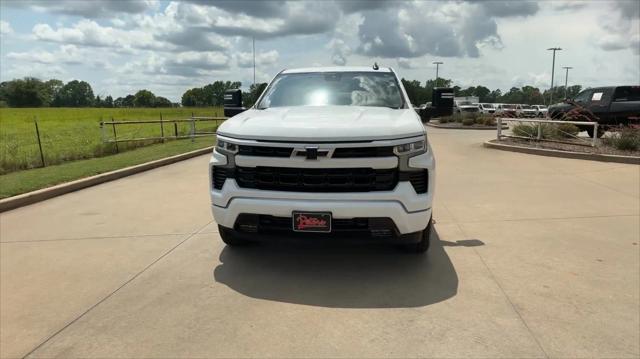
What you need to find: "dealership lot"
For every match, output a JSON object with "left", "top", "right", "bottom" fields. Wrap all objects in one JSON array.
[{"left": 1, "top": 128, "right": 638, "bottom": 358}]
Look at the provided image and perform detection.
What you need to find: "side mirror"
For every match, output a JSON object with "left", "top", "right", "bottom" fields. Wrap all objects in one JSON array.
[{"left": 223, "top": 89, "right": 246, "bottom": 117}]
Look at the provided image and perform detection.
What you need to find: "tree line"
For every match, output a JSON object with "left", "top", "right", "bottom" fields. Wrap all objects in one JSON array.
[
  {"left": 401, "top": 78, "right": 583, "bottom": 106},
  {"left": 0, "top": 76, "right": 583, "bottom": 109},
  {"left": 180, "top": 81, "right": 267, "bottom": 108},
  {"left": 0, "top": 77, "right": 175, "bottom": 108}
]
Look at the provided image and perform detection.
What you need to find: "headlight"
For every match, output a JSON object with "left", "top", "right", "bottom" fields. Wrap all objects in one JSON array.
[
  {"left": 393, "top": 139, "right": 426, "bottom": 156},
  {"left": 216, "top": 138, "right": 238, "bottom": 154}
]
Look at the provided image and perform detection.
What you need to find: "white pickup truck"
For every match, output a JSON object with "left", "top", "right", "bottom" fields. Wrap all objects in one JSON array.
[{"left": 209, "top": 66, "right": 435, "bottom": 253}]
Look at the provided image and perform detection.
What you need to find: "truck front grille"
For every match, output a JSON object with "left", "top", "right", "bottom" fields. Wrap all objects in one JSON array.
[
  {"left": 332, "top": 146, "right": 394, "bottom": 158},
  {"left": 236, "top": 145, "right": 394, "bottom": 158},
  {"left": 238, "top": 145, "right": 293, "bottom": 157},
  {"left": 235, "top": 166, "right": 398, "bottom": 192}
]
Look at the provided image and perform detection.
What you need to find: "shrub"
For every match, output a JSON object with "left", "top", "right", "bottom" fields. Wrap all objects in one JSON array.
[
  {"left": 467, "top": 112, "right": 480, "bottom": 120},
  {"left": 556, "top": 123, "right": 580, "bottom": 138},
  {"left": 474, "top": 116, "right": 485, "bottom": 125},
  {"left": 462, "top": 118, "right": 474, "bottom": 126},
  {"left": 452, "top": 113, "right": 463, "bottom": 123},
  {"left": 483, "top": 116, "right": 496, "bottom": 126},
  {"left": 603, "top": 127, "right": 640, "bottom": 151},
  {"left": 512, "top": 123, "right": 559, "bottom": 139},
  {"left": 438, "top": 116, "right": 450, "bottom": 124}
]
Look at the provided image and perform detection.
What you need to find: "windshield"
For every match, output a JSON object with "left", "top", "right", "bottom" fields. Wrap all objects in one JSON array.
[
  {"left": 257, "top": 72, "right": 404, "bottom": 109},
  {"left": 522, "top": 105, "right": 532, "bottom": 109},
  {"left": 481, "top": 103, "right": 494, "bottom": 109},
  {"left": 503, "top": 104, "right": 516, "bottom": 109}
]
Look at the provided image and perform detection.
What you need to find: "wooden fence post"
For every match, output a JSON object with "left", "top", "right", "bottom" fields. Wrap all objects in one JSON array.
[
  {"left": 160, "top": 113, "right": 165, "bottom": 143},
  {"left": 111, "top": 117, "right": 119, "bottom": 153},
  {"left": 34, "top": 117, "right": 45, "bottom": 167}
]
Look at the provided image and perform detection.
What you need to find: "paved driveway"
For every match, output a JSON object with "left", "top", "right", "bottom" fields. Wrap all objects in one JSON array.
[{"left": 1, "top": 128, "right": 638, "bottom": 358}]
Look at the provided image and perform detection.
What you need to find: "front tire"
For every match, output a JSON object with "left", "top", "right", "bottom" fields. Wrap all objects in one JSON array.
[
  {"left": 218, "top": 225, "right": 250, "bottom": 246},
  {"left": 402, "top": 217, "right": 432, "bottom": 253}
]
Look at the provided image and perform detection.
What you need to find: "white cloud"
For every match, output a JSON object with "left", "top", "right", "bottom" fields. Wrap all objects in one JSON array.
[
  {"left": 6, "top": 45, "right": 111, "bottom": 67},
  {"left": 595, "top": 1, "right": 640, "bottom": 54},
  {"left": 236, "top": 50, "right": 279, "bottom": 68},
  {"left": 2, "top": 0, "right": 638, "bottom": 101},
  {"left": 326, "top": 38, "right": 351, "bottom": 66},
  {"left": 32, "top": 20, "right": 165, "bottom": 51},
  {"left": 0, "top": 20, "right": 13, "bottom": 35},
  {"left": 7, "top": 0, "right": 159, "bottom": 18}
]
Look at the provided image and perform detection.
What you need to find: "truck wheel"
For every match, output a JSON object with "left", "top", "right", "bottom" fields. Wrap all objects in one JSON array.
[
  {"left": 402, "top": 216, "right": 432, "bottom": 253},
  {"left": 218, "top": 225, "right": 250, "bottom": 246},
  {"left": 586, "top": 126, "right": 605, "bottom": 138}
]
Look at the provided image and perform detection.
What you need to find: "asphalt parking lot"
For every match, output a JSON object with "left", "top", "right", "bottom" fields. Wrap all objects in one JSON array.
[{"left": 1, "top": 127, "right": 638, "bottom": 358}]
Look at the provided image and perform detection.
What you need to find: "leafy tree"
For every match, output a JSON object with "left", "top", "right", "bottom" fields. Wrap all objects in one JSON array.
[
  {"left": 44, "top": 79, "right": 63, "bottom": 105},
  {"left": 133, "top": 89, "right": 156, "bottom": 107},
  {"left": 2, "top": 78, "right": 50, "bottom": 107},
  {"left": 243, "top": 82, "right": 268, "bottom": 107},
  {"left": 401, "top": 78, "right": 452, "bottom": 106},
  {"left": 123, "top": 94, "right": 135, "bottom": 107},
  {"left": 154, "top": 96, "right": 172, "bottom": 107},
  {"left": 474, "top": 86, "right": 491, "bottom": 102},
  {"left": 94, "top": 95, "right": 103, "bottom": 107},
  {"left": 181, "top": 88, "right": 207, "bottom": 107},
  {"left": 54, "top": 80, "right": 95, "bottom": 107},
  {"left": 104, "top": 95, "right": 114, "bottom": 108},
  {"left": 202, "top": 81, "right": 242, "bottom": 106}
]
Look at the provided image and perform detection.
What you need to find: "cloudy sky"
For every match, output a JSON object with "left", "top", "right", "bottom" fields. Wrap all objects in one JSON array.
[{"left": 1, "top": 0, "right": 638, "bottom": 102}]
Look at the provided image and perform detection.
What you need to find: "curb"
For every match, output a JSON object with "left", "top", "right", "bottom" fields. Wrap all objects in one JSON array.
[
  {"left": 0, "top": 146, "right": 214, "bottom": 213},
  {"left": 483, "top": 140, "right": 640, "bottom": 165},
  {"left": 426, "top": 123, "right": 509, "bottom": 130}
]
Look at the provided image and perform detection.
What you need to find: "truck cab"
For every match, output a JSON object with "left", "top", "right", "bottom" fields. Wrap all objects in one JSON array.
[{"left": 549, "top": 86, "right": 640, "bottom": 136}]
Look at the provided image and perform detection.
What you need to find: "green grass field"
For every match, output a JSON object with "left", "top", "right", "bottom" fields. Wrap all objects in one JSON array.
[
  {"left": 0, "top": 136, "right": 214, "bottom": 199},
  {"left": 0, "top": 107, "right": 223, "bottom": 174}
]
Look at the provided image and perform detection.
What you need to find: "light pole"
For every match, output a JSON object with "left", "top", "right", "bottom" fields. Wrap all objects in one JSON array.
[
  {"left": 562, "top": 66, "right": 573, "bottom": 99},
  {"left": 252, "top": 37, "right": 256, "bottom": 87},
  {"left": 433, "top": 61, "right": 443, "bottom": 87},
  {"left": 547, "top": 47, "right": 562, "bottom": 105}
]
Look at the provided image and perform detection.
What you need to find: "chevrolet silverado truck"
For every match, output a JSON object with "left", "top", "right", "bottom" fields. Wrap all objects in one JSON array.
[
  {"left": 210, "top": 66, "right": 435, "bottom": 253},
  {"left": 549, "top": 86, "right": 640, "bottom": 137}
]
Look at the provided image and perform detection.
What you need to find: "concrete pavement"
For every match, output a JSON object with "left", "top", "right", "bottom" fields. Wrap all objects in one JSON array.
[{"left": 1, "top": 128, "right": 638, "bottom": 358}]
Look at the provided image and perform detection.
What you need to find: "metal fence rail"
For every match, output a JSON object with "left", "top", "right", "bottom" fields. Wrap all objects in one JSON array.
[
  {"left": 496, "top": 117, "right": 599, "bottom": 147},
  {"left": 100, "top": 116, "right": 225, "bottom": 145}
]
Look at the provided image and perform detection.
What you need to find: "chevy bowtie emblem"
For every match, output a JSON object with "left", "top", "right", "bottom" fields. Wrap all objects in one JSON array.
[{"left": 305, "top": 146, "right": 318, "bottom": 160}]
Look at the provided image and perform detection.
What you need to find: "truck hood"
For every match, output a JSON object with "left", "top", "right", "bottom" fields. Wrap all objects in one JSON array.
[{"left": 217, "top": 106, "right": 425, "bottom": 142}]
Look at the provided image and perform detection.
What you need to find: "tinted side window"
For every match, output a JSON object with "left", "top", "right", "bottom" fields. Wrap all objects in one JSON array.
[
  {"left": 614, "top": 87, "right": 640, "bottom": 102},
  {"left": 573, "top": 89, "right": 592, "bottom": 103}
]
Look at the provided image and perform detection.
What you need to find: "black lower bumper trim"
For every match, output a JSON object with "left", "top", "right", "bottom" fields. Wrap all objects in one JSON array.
[{"left": 229, "top": 214, "right": 424, "bottom": 243}]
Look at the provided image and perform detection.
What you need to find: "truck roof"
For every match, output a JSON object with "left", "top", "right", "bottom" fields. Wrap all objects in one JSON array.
[{"left": 282, "top": 66, "right": 393, "bottom": 74}]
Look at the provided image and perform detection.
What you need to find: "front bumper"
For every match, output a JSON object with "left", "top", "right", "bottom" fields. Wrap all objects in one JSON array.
[{"left": 209, "top": 148, "right": 435, "bottom": 235}]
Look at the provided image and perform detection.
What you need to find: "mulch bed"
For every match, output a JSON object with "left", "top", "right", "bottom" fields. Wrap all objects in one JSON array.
[{"left": 496, "top": 137, "right": 640, "bottom": 157}]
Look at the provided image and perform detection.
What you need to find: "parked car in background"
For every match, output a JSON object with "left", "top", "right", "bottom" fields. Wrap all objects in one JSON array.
[
  {"left": 454, "top": 101, "right": 480, "bottom": 114},
  {"left": 496, "top": 103, "right": 517, "bottom": 117},
  {"left": 476, "top": 103, "right": 496, "bottom": 114},
  {"left": 532, "top": 105, "right": 548, "bottom": 117},
  {"left": 518, "top": 104, "right": 537, "bottom": 118},
  {"left": 549, "top": 86, "right": 640, "bottom": 137},
  {"left": 212, "top": 66, "right": 435, "bottom": 253}
]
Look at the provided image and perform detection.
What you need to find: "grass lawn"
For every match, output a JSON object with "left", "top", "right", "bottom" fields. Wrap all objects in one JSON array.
[
  {"left": 0, "top": 136, "right": 214, "bottom": 199},
  {"left": 0, "top": 107, "right": 222, "bottom": 174}
]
